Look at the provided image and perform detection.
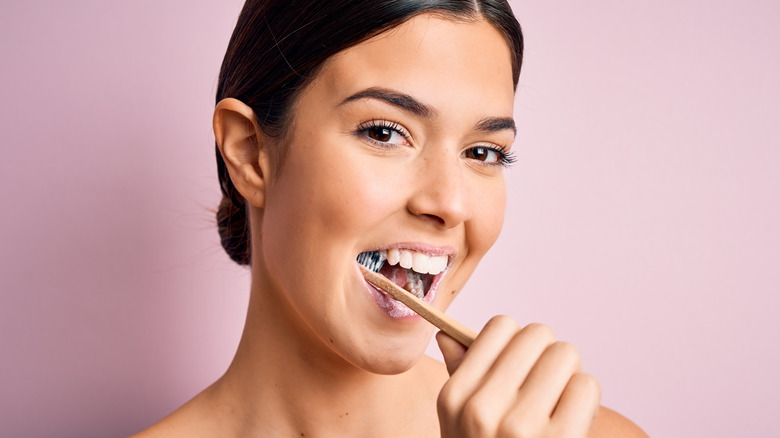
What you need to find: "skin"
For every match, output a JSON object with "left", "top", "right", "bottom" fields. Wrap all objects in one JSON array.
[{"left": 133, "top": 14, "right": 648, "bottom": 438}]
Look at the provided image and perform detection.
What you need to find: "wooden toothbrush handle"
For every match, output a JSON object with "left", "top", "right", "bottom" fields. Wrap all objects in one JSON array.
[{"left": 359, "top": 265, "right": 477, "bottom": 348}]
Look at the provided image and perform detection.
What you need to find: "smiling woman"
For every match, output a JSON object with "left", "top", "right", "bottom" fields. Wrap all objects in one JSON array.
[{"left": 133, "top": 1, "right": 646, "bottom": 437}]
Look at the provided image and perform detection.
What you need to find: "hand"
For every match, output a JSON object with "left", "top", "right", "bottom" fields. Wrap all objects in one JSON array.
[{"left": 436, "top": 316, "right": 601, "bottom": 437}]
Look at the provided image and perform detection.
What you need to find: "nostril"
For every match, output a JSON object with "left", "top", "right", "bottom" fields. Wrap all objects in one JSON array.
[
  {"left": 420, "top": 213, "right": 446, "bottom": 226},
  {"left": 409, "top": 204, "right": 446, "bottom": 225}
]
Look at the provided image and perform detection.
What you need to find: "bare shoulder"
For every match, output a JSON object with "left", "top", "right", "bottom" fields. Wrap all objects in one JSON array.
[
  {"left": 129, "top": 405, "right": 205, "bottom": 438},
  {"left": 130, "top": 419, "right": 179, "bottom": 438},
  {"left": 130, "top": 415, "right": 182, "bottom": 438},
  {"left": 589, "top": 406, "right": 649, "bottom": 438},
  {"left": 129, "top": 386, "right": 223, "bottom": 438}
]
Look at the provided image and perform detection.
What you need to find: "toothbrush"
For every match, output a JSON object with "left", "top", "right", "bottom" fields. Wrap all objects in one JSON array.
[{"left": 359, "top": 265, "right": 477, "bottom": 347}]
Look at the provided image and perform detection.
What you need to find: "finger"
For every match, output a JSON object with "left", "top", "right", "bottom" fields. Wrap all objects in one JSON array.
[
  {"left": 437, "top": 316, "right": 521, "bottom": 426},
  {"left": 443, "top": 316, "right": 520, "bottom": 395},
  {"left": 436, "top": 330, "right": 467, "bottom": 375},
  {"left": 508, "top": 342, "right": 582, "bottom": 422},
  {"left": 450, "top": 315, "right": 520, "bottom": 377},
  {"left": 550, "top": 373, "right": 601, "bottom": 436},
  {"left": 462, "top": 323, "right": 557, "bottom": 431}
]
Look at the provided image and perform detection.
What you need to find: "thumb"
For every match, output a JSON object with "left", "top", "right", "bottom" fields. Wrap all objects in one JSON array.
[{"left": 436, "top": 330, "right": 468, "bottom": 375}]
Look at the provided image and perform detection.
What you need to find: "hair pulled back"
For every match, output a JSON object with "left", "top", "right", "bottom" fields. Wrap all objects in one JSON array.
[{"left": 216, "top": 0, "right": 524, "bottom": 265}]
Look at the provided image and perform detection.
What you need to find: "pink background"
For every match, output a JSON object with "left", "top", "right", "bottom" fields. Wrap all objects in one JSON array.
[{"left": 1, "top": 1, "right": 778, "bottom": 436}]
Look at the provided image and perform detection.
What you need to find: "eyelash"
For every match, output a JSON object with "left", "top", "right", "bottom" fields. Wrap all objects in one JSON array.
[
  {"left": 354, "top": 119, "right": 517, "bottom": 168},
  {"left": 355, "top": 119, "right": 410, "bottom": 148},
  {"left": 474, "top": 144, "right": 518, "bottom": 167}
]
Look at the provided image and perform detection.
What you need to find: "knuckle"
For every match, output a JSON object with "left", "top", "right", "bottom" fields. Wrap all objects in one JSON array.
[
  {"left": 572, "top": 372, "right": 601, "bottom": 400},
  {"left": 436, "top": 383, "right": 460, "bottom": 417},
  {"left": 550, "top": 341, "right": 581, "bottom": 368},
  {"left": 486, "top": 314, "right": 519, "bottom": 331},
  {"left": 524, "top": 322, "right": 556, "bottom": 344},
  {"left": 460, "top": 397, "right": 493, "bottom": 435},
  {"left": 496, "top": 416, "right": 533, "bottom": 438}
]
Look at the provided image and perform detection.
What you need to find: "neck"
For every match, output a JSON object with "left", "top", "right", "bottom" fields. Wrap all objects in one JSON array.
[{"left": 211, "top": 276, "right": 442, "bottom": 437}]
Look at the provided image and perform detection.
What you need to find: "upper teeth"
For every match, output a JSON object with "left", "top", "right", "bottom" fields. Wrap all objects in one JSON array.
[{"left": 386, "top": 248, "right": 447, "bottom": 275}]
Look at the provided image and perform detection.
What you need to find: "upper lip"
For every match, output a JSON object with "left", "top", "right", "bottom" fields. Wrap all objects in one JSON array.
[{"left": 359, "top": 241, "right": 458, "bottom": 266}]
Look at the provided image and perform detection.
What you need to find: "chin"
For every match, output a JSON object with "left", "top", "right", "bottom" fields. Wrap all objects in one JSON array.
[
  {"left": 346, "top": 334, "right": 432, "bottom": 375},
  {"left": 358, "top": 353, "right": 423, "bottom": 375}
]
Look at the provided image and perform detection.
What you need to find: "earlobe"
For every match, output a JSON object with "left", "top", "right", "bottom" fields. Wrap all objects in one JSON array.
[{"left": 213, "top": 98, "right": 270, "bottom": 208}]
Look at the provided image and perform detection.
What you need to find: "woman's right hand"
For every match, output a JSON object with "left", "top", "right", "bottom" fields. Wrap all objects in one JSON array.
[{"left": 436, "top": 316, "right": 601, "bottom": 437}]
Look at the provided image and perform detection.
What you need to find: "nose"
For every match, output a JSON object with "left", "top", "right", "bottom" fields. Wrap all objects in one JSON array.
[{"left": 406, "top": 154, "right": 472, "bottom": 229}]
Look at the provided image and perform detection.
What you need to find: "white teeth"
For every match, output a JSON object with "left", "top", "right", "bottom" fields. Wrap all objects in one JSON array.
[
  {"left": 399, "top": 251, "right": 413, "bottom": 269},
  {"left": 412, "top": 252, "right": 430, "bottom": 274},
  {"left": 430, "top": 255, "right": 448, "bottom": 274},
  {"left": 384, "top": 248, "right": 448, "bottom": 276},
  {"left": 387, "top": 248, "right": 400, "bottom": 266}
]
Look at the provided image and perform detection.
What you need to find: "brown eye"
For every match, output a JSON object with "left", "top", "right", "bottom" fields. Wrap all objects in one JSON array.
[
  {"left": 357, "top": 120, "right": 409, "bottom": 147},
  {"left": 368, "top": 126, "right": 393, "bottom": 143},
  {"left": 464, "top": 146, "right": 500, "bottom": 163}
]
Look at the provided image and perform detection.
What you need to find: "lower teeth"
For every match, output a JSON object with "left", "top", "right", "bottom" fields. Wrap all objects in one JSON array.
[
  {"left": 358, "top": 251, "right": 427, "bottom": 299},
  {"left": 404, "top": 271, "right": 424, "bottom": 299}
]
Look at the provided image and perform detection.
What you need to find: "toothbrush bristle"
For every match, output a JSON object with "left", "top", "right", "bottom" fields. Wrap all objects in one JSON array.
[{"left": 357, "top": 251, "right": 385, "bottom": 273}]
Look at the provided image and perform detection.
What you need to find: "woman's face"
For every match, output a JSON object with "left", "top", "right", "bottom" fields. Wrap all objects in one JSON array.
[{"left": 254, "top": 14, "right": 516, "bottom": 373}]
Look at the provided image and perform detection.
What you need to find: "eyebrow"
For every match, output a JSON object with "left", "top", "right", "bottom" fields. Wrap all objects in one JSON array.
[
  {"left": 475, "top": 117, "right": 517, "bottom": 136},
  {"left": 339, "top": 86, "right": 516, "bottom": 135},
  {"left": 339, "top": 87, "right": 435, "bottom": 118}
]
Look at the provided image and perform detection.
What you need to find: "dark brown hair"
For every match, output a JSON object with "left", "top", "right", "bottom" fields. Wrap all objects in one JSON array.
[{"left": 216, "top": 0, "right": 524, "bottom": 265}]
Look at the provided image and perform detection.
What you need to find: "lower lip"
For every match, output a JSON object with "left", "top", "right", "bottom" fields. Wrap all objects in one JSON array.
[{"left": 360, "top": 266, "right": 444, "bottom": 319}]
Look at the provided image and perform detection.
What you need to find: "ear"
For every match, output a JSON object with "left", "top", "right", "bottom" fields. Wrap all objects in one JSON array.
[{"left": 213, "top": 98, "right": 272, "bottom": 208}]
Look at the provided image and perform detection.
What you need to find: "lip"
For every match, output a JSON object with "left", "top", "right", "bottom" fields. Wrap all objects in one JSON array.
[
  {"left": 359, "top": 242, "right": 457, "bottom": 267},
  {"left": 360, "top": 269, "right": 446, "bottom": 319}
]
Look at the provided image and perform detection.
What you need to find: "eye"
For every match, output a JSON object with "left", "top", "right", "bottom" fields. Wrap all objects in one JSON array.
[
  {"left": 464, "top": 146, "right": 499, "bottom": 163},
  {"left": 463, "top": 145, "right": 515, "bottom": 167},
  {"left": 367, "top": 126, "right": 398, "bottom": 143},
  {"left": 356, "top": 120, "right": 410, "bottom": 147}
]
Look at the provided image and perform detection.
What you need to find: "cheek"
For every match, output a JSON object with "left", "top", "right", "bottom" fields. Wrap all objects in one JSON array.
[
  {"left": 304, "top": 164, "right": 403, "bottom": 239},
  {"left": 294, "top": 139, "right": 413, "bottom": 235},
  {"left": 468, "top": 179, "right": 506, "bottom": 254},
  {"left": 260, "top": 139, "right": 407, "bottom": 269}
]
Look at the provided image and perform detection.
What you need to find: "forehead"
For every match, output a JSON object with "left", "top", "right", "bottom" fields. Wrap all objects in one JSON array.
[{"left": 314, "top": 14, "right": 516, "bottom": 118}]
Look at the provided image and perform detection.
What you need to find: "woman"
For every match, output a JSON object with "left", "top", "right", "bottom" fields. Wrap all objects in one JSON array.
[{"left": 135, "top": 0, "right": 647, "bottom": 436}]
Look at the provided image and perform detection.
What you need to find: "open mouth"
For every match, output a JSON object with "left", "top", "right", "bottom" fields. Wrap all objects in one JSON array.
[{"left": 356, "top": 248, "right": 448, "bottom": 300}]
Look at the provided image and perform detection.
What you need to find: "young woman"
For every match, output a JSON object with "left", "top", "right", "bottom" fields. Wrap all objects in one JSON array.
[{"left": 135, "top": 1, "right": 647, "bottom": 436}]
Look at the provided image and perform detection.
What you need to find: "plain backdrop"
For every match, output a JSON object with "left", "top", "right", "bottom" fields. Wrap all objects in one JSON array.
[{"left": 1, "top": 1, "right": 778, "bottom": 437}]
